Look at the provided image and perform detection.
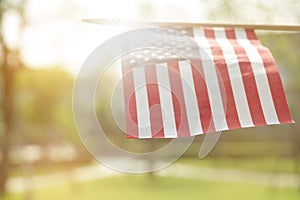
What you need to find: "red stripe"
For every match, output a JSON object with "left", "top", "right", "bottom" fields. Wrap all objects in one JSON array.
[
  {"left": 167, "top": 61, "right": 190, "bottom": 137},
  {"left": 204, "top": 28, "right": 241, "bottom": 129},
  {"left": 225, "top": 29, "right": 267, "bottom": 126},
  {"left": 190, "top": 59, "right": 215, "bottom": 133},
  {"left": 145, "top": 64, "right": 165, "bottom": 138},
  {"left": 246, "top": 30, "right": 294, "bottom": 124},
  {"left": 122, "top": 65, "right": 139, "bottom": 138}
]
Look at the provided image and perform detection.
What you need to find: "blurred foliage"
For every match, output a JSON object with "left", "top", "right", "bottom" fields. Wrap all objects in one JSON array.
[
  {"left": 15, "top": 68, "right": 72, "bottom": 123},
  {"left": 259, "top": 33, "right": 300, "bottom": 90},
  {"left": 207, "top": 0, "right": 300, "bottom": 24},
  {"left": 14, "top": 67, "right": 78, "bottom": 144}
]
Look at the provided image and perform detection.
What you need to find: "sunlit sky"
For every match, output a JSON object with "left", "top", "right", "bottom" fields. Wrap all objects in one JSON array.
[{"left": 2, "top": 0, "right": 299, "bottom": 74}]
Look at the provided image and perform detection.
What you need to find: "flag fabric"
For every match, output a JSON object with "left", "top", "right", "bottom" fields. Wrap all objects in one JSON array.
[{"left": 121, "top": 27, "right": 294, "bottom": 138}]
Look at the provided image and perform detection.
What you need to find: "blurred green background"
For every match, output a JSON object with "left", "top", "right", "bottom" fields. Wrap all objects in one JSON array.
[{"left": 0, "top": 0, "right": 300, "bottom": 200}]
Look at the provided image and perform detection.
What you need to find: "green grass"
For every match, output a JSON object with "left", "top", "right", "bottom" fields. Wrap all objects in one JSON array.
[{"left": 4, "top": 175, "right": 300, "bottom": 200}]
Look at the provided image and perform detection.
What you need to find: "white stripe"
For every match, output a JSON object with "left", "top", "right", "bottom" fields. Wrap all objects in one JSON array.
[
  {"left": 193, "top": 27, "right": 228, "bottom": 131},
  {"left": 235, "top": 29, "right": 279, "bottom": 124},
  {"left": 132, "top": 67, "right": 152, "bottom": 138},
  {"left": 155, "top": 63, "right": 178, "bottom": 138},
  {"left": 213, "top": 28, "right": 254, "bottom": 127},
  {"left": 179, "top": 61, "right": 203, "bottom": 135}
]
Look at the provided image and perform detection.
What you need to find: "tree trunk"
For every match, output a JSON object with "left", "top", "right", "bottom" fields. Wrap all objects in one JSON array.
[
  {"left": 0, "top": 0, "right": 25, "bottom": 194},
  {"left": 0, "top": 49, "right": 14, "bottom": 194}
]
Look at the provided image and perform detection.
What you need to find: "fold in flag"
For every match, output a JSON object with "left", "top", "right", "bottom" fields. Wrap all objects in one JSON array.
[{"left": 121, "top": 27, "right": 294, "bottom": 138}]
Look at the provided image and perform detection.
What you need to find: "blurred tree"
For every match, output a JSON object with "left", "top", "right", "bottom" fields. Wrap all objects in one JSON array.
[
  {"left": 0, "top": 0, "right": 26, "bottom": 194},
  {"left": 14, "top": 67, "right": 76, "bottom": 143},
  {"left": 207, "top": 0, "right": 300, "bottom": 24}
]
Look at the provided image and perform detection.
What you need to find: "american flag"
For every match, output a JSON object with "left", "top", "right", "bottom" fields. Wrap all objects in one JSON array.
[{"left": 121, "top": 27, "right": 294, "bottom": 138}]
